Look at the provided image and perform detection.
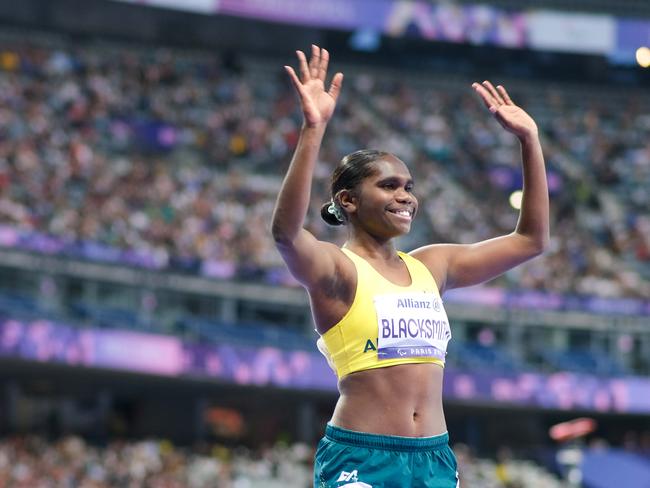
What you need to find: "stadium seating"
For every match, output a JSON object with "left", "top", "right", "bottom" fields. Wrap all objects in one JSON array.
[{"left": 0, "top": 33, "right": 646, "bottom": 300}]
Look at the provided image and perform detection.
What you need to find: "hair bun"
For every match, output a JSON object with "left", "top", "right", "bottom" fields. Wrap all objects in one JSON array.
[{"left": 320, "top": 202, "right": 344, "bottom": 226}]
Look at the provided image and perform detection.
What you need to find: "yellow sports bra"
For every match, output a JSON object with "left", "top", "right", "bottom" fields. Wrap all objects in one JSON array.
[{"left": 319, "top": 248, "right": 452, "bottom": 378}]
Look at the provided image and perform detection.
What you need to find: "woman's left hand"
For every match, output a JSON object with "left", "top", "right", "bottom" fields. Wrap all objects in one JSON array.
[{"left": 472, "top": 81, "right": 538, "bottom": 140}]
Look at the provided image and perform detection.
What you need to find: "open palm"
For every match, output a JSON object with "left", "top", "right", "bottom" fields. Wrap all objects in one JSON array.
[
  {"left": 472, "top": 81, "right": 538, "bottom": 139},
  {"left": 285, "top": 45, "right": 343, "bottom": 128}
]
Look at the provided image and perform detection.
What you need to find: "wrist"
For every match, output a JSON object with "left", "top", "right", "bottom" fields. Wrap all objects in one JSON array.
[
  {"left": 302, "top": 121, "right": 328, "bottom": 132},
  {"left": 517, "top": 129, "right": 539, "bottom": 144}
]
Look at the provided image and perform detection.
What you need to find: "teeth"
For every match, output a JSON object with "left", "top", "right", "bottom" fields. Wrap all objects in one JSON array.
[{"left": 390, "top": 209, "right": 412, "bottom": 217}]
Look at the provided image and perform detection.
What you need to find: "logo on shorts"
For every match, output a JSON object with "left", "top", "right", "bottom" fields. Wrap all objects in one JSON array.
[{"left": 337, "top": 470, "right": 358, "bottom": 483}]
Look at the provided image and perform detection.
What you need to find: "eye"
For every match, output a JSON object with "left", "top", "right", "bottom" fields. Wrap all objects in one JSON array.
[
  {"left": 405, "top": 183, "right": 414, "bottom": 192},
  {"left": 380, "top": 182, "right": 397, "bottom": 190}
]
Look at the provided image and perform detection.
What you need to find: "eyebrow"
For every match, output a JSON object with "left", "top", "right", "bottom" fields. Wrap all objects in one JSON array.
[{"left": 376, "top": 176, "right": 414, "bottom": 186}]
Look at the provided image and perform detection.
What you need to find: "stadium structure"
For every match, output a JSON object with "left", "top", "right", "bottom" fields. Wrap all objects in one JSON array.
[{"left": 0, "top": 0, "right": 648, "bottom": 486}]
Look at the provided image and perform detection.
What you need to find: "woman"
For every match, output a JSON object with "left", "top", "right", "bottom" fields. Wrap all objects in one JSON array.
[{"left": 271, "top": 45, "right": 549, "bottom": 488}]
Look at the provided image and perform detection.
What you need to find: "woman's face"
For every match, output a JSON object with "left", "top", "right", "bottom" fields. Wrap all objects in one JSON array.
[{"left": 350, "top": 155, "right": 418, "bottom": 238}]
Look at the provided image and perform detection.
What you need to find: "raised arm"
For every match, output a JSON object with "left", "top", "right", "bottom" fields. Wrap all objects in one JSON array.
[
  {"left": 412, "top": 81, "right": 550, "bottom": 293},
  {"left": 271, "top": 45, "right": 344, "bottom": 288}
]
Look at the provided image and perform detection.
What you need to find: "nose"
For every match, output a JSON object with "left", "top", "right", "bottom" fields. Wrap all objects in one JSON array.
[{"left": 395, "top": 188, "right": 413, "bottom": 203}]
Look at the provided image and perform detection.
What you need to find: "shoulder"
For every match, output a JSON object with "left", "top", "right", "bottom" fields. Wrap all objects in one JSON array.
[{"left": 408, "top": 244, "right": 455, "bottom": 294}]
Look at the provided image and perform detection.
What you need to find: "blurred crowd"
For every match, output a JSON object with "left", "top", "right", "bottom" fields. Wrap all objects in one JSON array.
[
  {"left": 0, "top": 435, "right": 569, "bottom": 488},
  {"left": 0, "top": 34, "right": 647, "bottom": 297},
  {"left": 0, "top": 435, "right": 312, "bottom": 488}
]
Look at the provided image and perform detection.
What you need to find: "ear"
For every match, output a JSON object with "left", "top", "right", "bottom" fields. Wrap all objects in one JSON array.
[{"left": 337, "top": 189, "right": 357, "bottom": 216}]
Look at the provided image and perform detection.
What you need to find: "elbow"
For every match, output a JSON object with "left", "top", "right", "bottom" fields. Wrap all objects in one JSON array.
[
  {"left": 516, "top": 230, "right": 550, "bottom": 257},
  {"left": 540, "top": 227, "right": 551, "bottom": 253},
  {"left": 539, "top": 234, "right": 551, "bottom": 254},
  {"left": 532, "top": 232, "right": 551, "bottom": 256}
]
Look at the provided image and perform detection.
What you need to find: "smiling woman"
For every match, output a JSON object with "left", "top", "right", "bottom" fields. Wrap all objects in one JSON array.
[
  {"left": 319, "top": 149, "right": 417, "bottom": 235},
  {"left": 271, "top": 44, "right": 549, "bottom": 488},
  {"left": 329, "top": 153, "right": 418, "bottom": 242}
]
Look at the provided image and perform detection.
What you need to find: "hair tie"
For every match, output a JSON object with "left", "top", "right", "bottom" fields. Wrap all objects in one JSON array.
[{"left": 327, "top": 201, "right": 344, "bottom": 222}]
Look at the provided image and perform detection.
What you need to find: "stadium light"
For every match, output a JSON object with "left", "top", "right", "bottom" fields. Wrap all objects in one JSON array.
[
  {"left": 509, "top": 190, "right": 523, "bottom": 210},
  {"left": 636, "top": 46, "right": 650, "bottom": 68}
]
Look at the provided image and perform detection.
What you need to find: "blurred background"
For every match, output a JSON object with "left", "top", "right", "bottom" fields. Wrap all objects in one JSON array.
[{"left": 0, "top": 0, "right": 648, "bottom": 486}]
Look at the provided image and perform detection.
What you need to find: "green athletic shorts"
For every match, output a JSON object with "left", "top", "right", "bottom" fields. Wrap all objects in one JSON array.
[{"left": 314, "top": 423, "right": 460, "bottom": 487}]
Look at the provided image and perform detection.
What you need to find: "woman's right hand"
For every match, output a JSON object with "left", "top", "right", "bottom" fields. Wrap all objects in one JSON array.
[{"left": 285, "top": 45, "right": 343, "bottom": 128}]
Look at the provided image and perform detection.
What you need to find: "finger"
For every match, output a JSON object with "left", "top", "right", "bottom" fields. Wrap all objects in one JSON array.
[
  {"left": 328, "top": 72, "right": 344, "bottom": 101},
  {"left": 284, "top": 66, "right": 303, "bottom": 92},
  {"left": 296, "top": 50, "right": 310, "bottom": 82},
  {"left": 482, "top": 80, "right": 505, "bottom": 105},
  {"left": 309, "top": 44, "right": 320, "bottom": 79},
  {"left": 319, "top": 48, "right": 330, "bottom": 82},
  {"left": 472, "top": 82, "right": 498, "bottom": 112},
  {"left": 497, "top": 85, "right": 514, "bottom": 105}
]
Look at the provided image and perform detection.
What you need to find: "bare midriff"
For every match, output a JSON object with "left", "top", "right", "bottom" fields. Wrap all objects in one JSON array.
[{"left": 330, "top": 362, "right": 447, "bottom": 437}]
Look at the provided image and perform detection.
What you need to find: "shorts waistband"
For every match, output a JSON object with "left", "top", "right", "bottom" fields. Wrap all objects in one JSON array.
[{"left": 325, "top": 423, "right": 449, "bottom": 452}]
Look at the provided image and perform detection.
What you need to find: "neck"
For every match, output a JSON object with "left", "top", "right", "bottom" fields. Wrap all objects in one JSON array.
[{"left": 344, "top": 231, "right": 398, "bottom": 260}]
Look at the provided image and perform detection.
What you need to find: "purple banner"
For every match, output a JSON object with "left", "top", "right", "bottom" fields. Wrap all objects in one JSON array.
[
  {"left": 215, "top": 0, "right": 392, "bottom": 31},
  {"left": 0, "top": 225, "right": 164, "bottom": 269},
  {"left": 384, "top": 2, "right": 526, "bottom": 48},
  {"left": 2, "top": 318, "right": 650, "bottom": 413},
  {"left": 214, "top": 0, "right": 526, "bottom": 48},
  {"left": 616, "top": 18, "right": 650, "bottom": 57},
  {"left": 444, "top": 370, "right": 645, "bottom": 413},
  {"left": 112, "top": 0, "right": 650, "bottom": 58},
  {"left": 0, "top": 318, "right": 336, "bottom": 391},
  {"left": 443, "top": 285, "right": 650, "bottom": 317}
]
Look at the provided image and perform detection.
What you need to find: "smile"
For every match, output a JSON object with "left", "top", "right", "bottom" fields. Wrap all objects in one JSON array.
[{"left": 387, "top": 209, "right": 413, "bottom": 220}]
